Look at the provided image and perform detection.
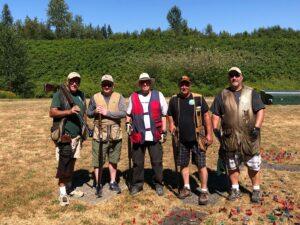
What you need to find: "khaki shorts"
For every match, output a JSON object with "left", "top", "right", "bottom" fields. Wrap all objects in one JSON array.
[
  {"left": 92, "top": 140, "right": 122, "bottom": 167},
  {"left": 55, "top": 136, "right": 82, "bottom": 161}
]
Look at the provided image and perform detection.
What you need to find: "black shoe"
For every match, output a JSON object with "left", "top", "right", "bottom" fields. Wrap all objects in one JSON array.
[
  {"left": 155, "top": 184, "right": 164, "bottom": 196},
  {"left": 228, "top": 189, "right": 242, "bottom": 201},
  {"left": 109, "top": 181, "right": 121, "bottom": 194},
  {"left": 130, "top": 185, "right": 143, "bottom": 196},
  {"left": 95, "top": 184, "right": 103, "bottom": 198},
  {"left": 251, "top": 190, "right": 261, "bottom": 203}
]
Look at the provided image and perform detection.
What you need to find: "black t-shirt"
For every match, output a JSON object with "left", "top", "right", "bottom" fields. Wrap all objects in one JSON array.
[
  {"left": 210, "top": 87, "right": 265, "bottom": 116},
  {"left": 168, "top": 93, "right": 209, "bottom": 143}
]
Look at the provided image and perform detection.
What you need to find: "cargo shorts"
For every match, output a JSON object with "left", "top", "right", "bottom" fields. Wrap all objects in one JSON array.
[
  {"left": 92, "top": 139, "right": 122, "bottom": 167},
  {"left": 177, "top": 141, "right": 206, "bottom": 168},
  {"left": 226, "top": 153, "right": 261, "bottom": 171}
]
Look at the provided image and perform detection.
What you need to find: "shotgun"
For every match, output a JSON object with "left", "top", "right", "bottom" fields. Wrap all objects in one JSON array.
[{"left": 44, "top": 83, "right": 93, "bottom": 138}]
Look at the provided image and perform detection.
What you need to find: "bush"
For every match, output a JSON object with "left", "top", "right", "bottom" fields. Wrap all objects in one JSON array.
[{"left": 0, "top": 90, "right": 18, "bottom": 98}]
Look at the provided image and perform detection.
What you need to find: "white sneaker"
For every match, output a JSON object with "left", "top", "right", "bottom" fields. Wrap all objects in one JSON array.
[
  {"left": 69, "top": 189, "right": 84, "bottom": 198},
  {"left": 59, "top": 194, "right": 70, "bottom": 206}
]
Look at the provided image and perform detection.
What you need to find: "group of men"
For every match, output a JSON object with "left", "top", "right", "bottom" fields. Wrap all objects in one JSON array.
[{"left": 49, "top": 67, "right": 265, "bottom": 207}]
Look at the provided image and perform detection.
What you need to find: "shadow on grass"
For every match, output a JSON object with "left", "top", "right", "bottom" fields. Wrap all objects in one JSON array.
[{"left": 72, "top": 168, "right": 123, "bottom": 189}]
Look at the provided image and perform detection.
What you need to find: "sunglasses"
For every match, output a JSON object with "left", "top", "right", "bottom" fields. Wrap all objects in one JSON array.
[
  {"left": 228, "top": 72, "right": 241, "bottom": 78},
  {"left": 102, "top": 82, "right": 113, "bottom": 87},
  {"left": 69, "top": 79, "right": 80, "bottom": 84},
  {"left": 139, "top": 80, "right": 151, "bottom": 85},
  {"left": 180, "top": 81, "right": 190, "bottom": 87}
]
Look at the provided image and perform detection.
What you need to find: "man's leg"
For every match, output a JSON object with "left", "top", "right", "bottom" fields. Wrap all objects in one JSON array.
[
  {"left": 131, "top": 143, "right": 145, "bottom": 195},
  {"left": 246, "top": 154, "right": 262, "bottom": 203},
  {"left": 177, "top": 143, "right": 191, "bottom": 199},
  {"left": 92, "top": 140, "right": 107, "bottom": 195},
  {"left": 148, "top": 142, "right": 164, "bottom": 196}
]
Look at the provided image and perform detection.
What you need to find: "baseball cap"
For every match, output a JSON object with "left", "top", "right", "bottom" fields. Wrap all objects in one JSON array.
[
  {"left": 228, "top": 67, "right": 242, "bottom": 75},
  {"left": 179, "top": 75, "right": 191, "bottom": 84},
  {"left": 67, "top": 72, "right": 81, "bottom": 80},
  {"left": 101, "top": 74, "right": 114, "bottom": 83}
]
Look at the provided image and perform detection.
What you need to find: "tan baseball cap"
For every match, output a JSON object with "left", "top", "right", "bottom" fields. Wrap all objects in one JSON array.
[
  {"left": 228, "top": 67, "right": 242, "bottom": 75},
  {"left": 67, "top": 72, "right": 81, "bottom": 80},
  {"left": 101, "top": 74, "right": 114, "bottom": 83}
]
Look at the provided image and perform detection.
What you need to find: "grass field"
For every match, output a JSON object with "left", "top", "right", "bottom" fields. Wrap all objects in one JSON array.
[{"left": 0, "top": 99, "right": 299, "bottom": 225}]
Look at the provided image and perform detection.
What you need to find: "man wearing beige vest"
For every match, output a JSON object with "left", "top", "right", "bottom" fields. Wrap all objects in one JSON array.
[
  {"left": 87, "top": 75, "right": 126, "bottom": 196},
  {"left": 211, "top": 67, "right": 265, "bottom": 203}
]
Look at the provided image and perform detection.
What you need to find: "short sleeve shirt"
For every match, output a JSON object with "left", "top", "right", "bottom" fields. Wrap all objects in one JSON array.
[
  {"left": 168, "top": 93, "right": 209, "bottom": 143},
  {"left": 210, "top": 87, "right": 265, "bottom": 117},
  {"left": 51, "top": 90, "right": 86, "bottom": 137}
]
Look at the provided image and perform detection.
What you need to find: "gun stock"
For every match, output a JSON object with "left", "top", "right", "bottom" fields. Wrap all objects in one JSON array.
[{"left": 44, "top": 83, "right": 59, "bottom": 93}]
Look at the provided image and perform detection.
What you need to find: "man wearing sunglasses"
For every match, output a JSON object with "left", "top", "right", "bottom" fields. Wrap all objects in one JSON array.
[
  {"left": 50, "top": 72, "right": 86, "bottom": 206},
  {"left": 87, "top": 75, "right": 126, "bottom": 196},
  {"left": 168, "top": 75, "right": 213, "bottom": 205},
  {"left": 126, "top": 73, "right": 168, "bottom": 196},
  {"left": 211, "top": 67, "right": 265, "bottom": 203}
]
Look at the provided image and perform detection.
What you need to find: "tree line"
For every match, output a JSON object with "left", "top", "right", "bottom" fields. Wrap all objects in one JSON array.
[
  {"left": 0, "top": 1, "right": 299, "bottom": 98},
  {"left": 1, "top": 2, "right": 300, "bottom": 40}
]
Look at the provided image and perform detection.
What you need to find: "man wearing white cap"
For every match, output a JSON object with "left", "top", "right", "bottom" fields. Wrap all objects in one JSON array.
[
  {"left": 87, "top": 74, "right": 126, "bottom": 196},
  {"left": 211, "top": 67, "right": 265, "bottom": 203},
  {"left": 49, "top": 72, "right": 86, "bottom": 206},
  {"left": 126, "top": 73, "right": 168, "bottom": 196}
]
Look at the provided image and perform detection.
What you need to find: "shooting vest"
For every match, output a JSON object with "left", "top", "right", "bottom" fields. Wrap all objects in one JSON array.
[
  {"left": 92, "top": 92, "right": 122, "bottom": 142},
  {"left": 221, "top": 86, "right": 260, "bottom": 156},
  {"left": 130, "top": 90, "right": 162, "bottom": 144}
]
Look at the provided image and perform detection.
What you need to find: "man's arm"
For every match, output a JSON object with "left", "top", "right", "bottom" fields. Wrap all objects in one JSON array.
[
  {"left": 87, "top": 96, "right": 97, "bottom": 118},
  {"left": 254, "top": 109, "right": 265, "bottom": 128},
  {"left": 168, "top": 116, "right": 176, "bottom": 134},
  {"left": 49, "top": 106, "right": 80, "bottom": 118},
  {"left": 204, "top": 112, "right": 213, "bottom": 145}
]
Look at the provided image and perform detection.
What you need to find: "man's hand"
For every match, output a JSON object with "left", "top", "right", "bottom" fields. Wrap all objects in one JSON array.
[
  {"left": 205, "top": 134, "right": 213, "bottom": 146},
  {"left": 69, "top": 105, "right": 80, "bottom": 115},
  {"left": 160, "top": 131, "right": 167, "bottom": 143},
  {"left": 250, "top": 127, "right": 260, "bottom": 139},
  {"left": 213, "top": 129, "right": 221, "bottom": 142},
  {"left": 95, "top": 106, "right": 108, "bottom": 116},
  {"left": 126, "top": 122, "right": 132, "bottom": 135},
  {"left": 169, "top": 124, "right": 176, "bottom": 135}
]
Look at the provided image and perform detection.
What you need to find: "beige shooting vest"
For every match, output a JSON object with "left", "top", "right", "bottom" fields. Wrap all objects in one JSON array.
[
  {"left": 93, "top": 92, "right": 122, "bottom": 141},
  {"left": 221, "top": 86, "right": 260, "bottom": 156}
]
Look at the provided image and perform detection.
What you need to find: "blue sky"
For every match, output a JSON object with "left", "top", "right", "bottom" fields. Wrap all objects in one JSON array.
[{"left": 1, "top": 0, "right": 300, "bottom": 34}]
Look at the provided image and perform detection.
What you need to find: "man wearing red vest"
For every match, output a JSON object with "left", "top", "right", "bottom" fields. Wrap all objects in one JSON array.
[{"left": 126, "top": 73, "right": 168, "bottom": 196}]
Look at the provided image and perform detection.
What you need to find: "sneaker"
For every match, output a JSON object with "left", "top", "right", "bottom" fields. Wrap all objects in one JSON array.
[
  {"left": 198, "top": 191, "right": 209, "bottom": 205},
  {"left": 130, "top": 185, "right": 143, "bottom": 196},
  {"left": 95, "top": 184, "right": 103, "bottom": 197},
  {"left": 155, "top": 184, "right": 164, "bottom": 196},
  {"left": 69, "top": 189, "right": 84, "bottom": 198},
  {"left": 59, "top": 194, "right": 69, "bottom": 206},
  {"left": 228, "top": 189, "right": 242, "bottom": 201},
  {"left": 251, "top": 190, "right": 261, "bottom": 203},
  {"left": 109, "top": 182, "right": 122, "bottom": 194},
  {"left": 178, "top": 187, "right": 191, "bottom": 199}
]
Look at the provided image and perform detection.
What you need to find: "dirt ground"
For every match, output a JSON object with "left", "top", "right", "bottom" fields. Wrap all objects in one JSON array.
[{"left": 0, "top": 99, "right": 299, "bottom": 225}]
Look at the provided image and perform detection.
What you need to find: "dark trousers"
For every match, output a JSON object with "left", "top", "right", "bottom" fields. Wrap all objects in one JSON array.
[{"left": 132, "top": 141, "right": 163, "bottom": 187}]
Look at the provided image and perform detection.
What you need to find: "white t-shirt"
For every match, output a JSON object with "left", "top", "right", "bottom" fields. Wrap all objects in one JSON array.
[{"left": 127, "top": 91, "right": 168, "bottom": 141}]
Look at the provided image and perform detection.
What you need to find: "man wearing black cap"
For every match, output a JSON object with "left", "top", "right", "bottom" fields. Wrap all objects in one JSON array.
[
  {"left": 168, "top": 75, "right": 213, "bottom": 205},
  {"left": 211, "top": 67, "right": 265, "bottom": 203}
]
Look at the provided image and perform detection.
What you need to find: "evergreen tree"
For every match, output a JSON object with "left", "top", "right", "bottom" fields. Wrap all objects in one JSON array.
[
  {"left": 0, "top": 25, "right": 33, "bottom": 97},
  {"left": 107, "top": 25, "right": 113, "bottom": 38},
  {"left": 204, "top": 24, "right": 214, "bottom": 36},
  {"left": 101, "top": 24, "right": 108, "bottom": 39},
  {"left": 167, "top": 5, "right": 182, "bottom": 34},
  {"left": 1, "top": 4, "right": 13, "bottom": 27},
  {"left": 47, "top": 0, "right": 71, "bottom": 38}
]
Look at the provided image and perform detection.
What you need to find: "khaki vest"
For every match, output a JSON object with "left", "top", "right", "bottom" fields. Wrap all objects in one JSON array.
[
  {"left": 221, "top": 86, "right": 260, "bottom": 156},
  {"left": 93, "top": 92, "right": 122, "bottom": 141}
]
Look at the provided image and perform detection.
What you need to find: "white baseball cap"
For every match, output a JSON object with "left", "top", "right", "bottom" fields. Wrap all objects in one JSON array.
[
  {"left": 101, "top": 74, "right": 114, "bottom": 83},
  {"left": 67, "top": 72, "right": 81, "bottom": 80},
  {"left": 228, "top": 67, "right": 242, "bottom": 75}
]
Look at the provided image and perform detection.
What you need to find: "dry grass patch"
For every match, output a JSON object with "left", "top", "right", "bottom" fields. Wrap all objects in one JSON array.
[{"left": 0, "top": 99, "right": 299, "bottom": 225}]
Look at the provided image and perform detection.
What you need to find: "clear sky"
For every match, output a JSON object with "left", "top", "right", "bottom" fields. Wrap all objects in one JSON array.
[{"left": 1, "top": 0, "right": 300, "bottom": 34}]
